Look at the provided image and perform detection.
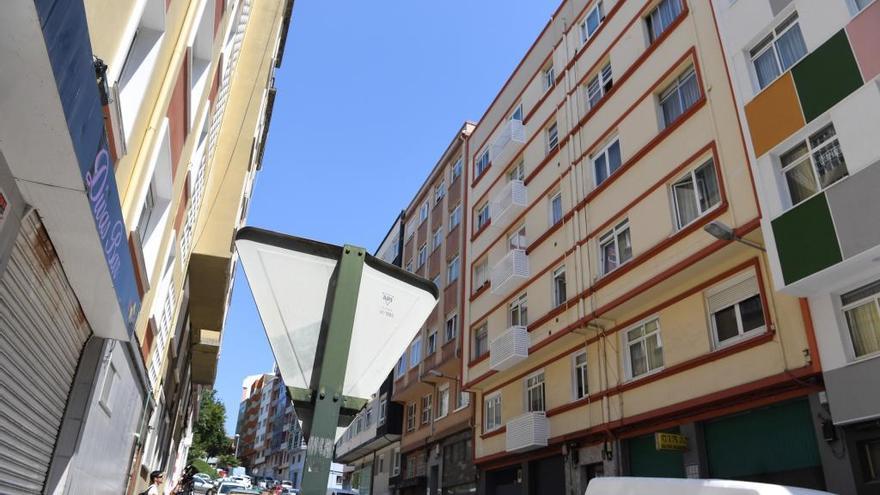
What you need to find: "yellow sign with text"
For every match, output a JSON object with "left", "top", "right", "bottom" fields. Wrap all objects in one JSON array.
[{"left": 655, "top": 432, "right": 688, "bottom": 451}]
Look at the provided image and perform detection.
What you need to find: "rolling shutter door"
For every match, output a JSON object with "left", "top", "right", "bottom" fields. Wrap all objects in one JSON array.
[{"left": 0, "top": 214, "right": 91, "bottom": 494}]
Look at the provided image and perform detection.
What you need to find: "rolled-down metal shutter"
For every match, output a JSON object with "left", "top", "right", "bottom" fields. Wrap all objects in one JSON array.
[{"left": 0, "top": 213, "right": 91, "bottom": 494}]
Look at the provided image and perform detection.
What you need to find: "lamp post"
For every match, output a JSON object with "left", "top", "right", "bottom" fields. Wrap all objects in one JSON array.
[
  {"left": 234, "top": 434, "right": 240, "bottom": 458},
  {"left": 703, "top": 220, "right": 765, "bottom": 251},
  {"left": 235, "top": 228, "right": 438, "bottom": 495}
]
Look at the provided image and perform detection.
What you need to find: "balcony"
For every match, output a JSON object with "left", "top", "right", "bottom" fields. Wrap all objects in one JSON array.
[
  {"left": 506, "top": 412, "right": 549, "bottom": 453},
  {"left": 490, "top": 180, "right": 528, "bottom": 229},
  {"left": 489, "top": 325, "right": 528, "bottom": 371},
  {"left": 489, "top": 119, "right": 526, "bottom": 167},
  {"left": 491, "top": 249, "right": 529, "bottom": 295}
]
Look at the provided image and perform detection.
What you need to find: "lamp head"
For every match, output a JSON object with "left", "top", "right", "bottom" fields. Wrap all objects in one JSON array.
[
  {"left": 704, "top": 220, "right": 736, "bottom": 241},
  {"left": 427, "top": 370, "right": 444, "bottom": 378}
]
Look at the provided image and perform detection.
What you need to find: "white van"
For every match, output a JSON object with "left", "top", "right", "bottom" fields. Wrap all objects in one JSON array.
[{"left": 585, "top": 478, "right": 836, "bottom": 495}]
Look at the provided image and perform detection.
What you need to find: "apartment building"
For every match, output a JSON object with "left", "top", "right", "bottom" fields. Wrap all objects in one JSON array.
[
  {"left": 0, "top": 1, "right": 291, "bottom": 493},
  {"left": 460, "top": 0, "right": 836, "bottom": 492},
  {"left": 711, "top": 1, "right": 880, "bottom": 493},
  {"left": 392, "top": 123, "right": 478, "bottom": 495}
]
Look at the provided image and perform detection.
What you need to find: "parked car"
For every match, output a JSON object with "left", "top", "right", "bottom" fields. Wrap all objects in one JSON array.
[
  {"left": 207, "top": 482, "right": 247, "bottom": 495},
  {"left": 227, "top": 489, "right": 261, "bottom": 495},
  {"left": 192, "top": 476, "right": 215, "bottom": 493},
  {"left": 585, "top": 478, "right": 834, "bottom": 495}
]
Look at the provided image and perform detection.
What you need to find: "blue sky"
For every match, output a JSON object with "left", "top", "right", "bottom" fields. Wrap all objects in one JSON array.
[{"left": 216, "top": 0, "right": 558, "bottom": 433}]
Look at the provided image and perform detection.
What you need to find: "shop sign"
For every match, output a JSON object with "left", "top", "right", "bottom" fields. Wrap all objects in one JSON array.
[
  {"left": 655, "top": 432, "right": 688, "bottom": 451},
  {"left": 82, "top": 142, "right": 142, "bottom": 335}
]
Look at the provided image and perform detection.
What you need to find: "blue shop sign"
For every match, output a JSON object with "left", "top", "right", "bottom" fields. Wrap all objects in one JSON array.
[{"left": 83, "top": 142, "right": 142, "bottom": 335}]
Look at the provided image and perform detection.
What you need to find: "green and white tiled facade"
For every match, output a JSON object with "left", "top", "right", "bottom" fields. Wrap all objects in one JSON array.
[{"left": 714, "top": 1, "right": 880, "bottom": 493}]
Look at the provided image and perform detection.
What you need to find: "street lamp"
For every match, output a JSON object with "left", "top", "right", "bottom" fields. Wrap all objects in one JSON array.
[
  {"left": 235, "top": 227, "right": 438, "bottom": 495},
  {"left": 703, "top": 220, "right": 765, "bottom": 251},
  {"left": 234, "top": 434, "right": 240, "bottom": 458}
]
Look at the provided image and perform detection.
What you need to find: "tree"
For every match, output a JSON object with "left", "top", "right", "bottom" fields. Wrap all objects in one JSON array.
[
  {"left": 190, "top": 389, "right": 229, "bottom": 459},
  {"left": 216, "top": 454, "right": 241, "bottom": 468}
]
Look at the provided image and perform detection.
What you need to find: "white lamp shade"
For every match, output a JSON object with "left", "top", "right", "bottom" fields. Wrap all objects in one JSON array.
[{"left": 235, "top": 228, "right": 438, "bottom": 399}]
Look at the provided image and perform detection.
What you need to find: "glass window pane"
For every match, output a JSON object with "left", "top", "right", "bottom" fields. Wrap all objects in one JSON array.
[
  {"left": 739, "top": 294, "right": 766, "bottom": 332},
  {"left": 813, "top": 140, "right": 848, "bottom": 189},
  {"left": 602, "top": 239, "right": 617, "bottom": 272},
  {"left": 775, "top": 23, "right": 807, "bottom": 71},
  {"left": 627, "top": 326, "right": 645, "bottom": 341},
  {"left": 785, "top": 159, "right": 819, "bottom": 205},
  {"left": 661, "top": 91, "right": 681, "bottom": 126},
  {"left": 845, "top": 302, "right": 880, "bottom": 358},
  {"left": 607, "top": 140, "right": 622, "bottom": 175},
  {"left": 630, "top": 342, "right": 647, "bottom": 376},
  {"left": 617, "top": 228, "right": 632, "bottom": 263},
  {"left": 695, "top": 161, "right": 721, "bottom": 212},
  {"left": 594, "top": 154, "right": 608, "bottom": 185},
  {"left": 673, "top": 176, "right": 698, "bottom": 227},
  {"left": 843, "top": 280, "right": 880, "bottom": 306},
  {"left": 714, "top": 306, "right": 740, "bottom": 342},
  {"left": 646, "top": 334, "right": 664, "bottom": 370},
  {"left": 679, "top": 71, "right": 701, "bottom": 110},
  {"left": 754, "top": 48, "right": 780, "bottom": 89}
]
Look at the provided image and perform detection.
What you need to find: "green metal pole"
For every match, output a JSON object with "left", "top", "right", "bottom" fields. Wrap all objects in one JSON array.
[{"left": 301, "top": 245, "right": 365, "bottom": 495}]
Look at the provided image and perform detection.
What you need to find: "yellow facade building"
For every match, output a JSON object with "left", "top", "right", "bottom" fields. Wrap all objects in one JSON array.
[{"left": 461, "top": 0, "right": 829, "bottom": 492}]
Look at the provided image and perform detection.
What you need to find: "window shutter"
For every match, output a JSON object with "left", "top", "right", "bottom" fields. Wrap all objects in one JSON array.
[{"left": 708, "top": 273, "right": 759, "bottom": 313}]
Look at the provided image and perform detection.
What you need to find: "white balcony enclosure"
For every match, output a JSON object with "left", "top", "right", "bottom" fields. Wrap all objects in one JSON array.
[
  {"left": 506, "top": 412, "right": 549, "bottom": 453},
  {"left": 490, "top": 119, "right": 526, "bottom": 166},
  {"left": 490, "top": 180, "right": 528, "bottom": 229},
  {"left": 491, "top": 249, "right": 529, "bottom": 295},
  {"left": 489, "top": 325, "right": 529, "bottom": 371}
]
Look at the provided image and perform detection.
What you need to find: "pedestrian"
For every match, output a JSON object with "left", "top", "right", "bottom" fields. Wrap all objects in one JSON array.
[{"left": 141, "top": 471, "right": 181, "bottom": 495}]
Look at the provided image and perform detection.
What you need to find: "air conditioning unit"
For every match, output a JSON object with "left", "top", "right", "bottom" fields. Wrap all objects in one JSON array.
[
  {"left": 506, "top": 411, "right": 549, "bottom": 453},
  {"left": 489, "top": 325, "right": 529, "bottom": 371}
]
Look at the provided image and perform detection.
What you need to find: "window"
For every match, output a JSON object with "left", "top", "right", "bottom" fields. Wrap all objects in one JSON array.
[
  {"left": 553, "top": 267, "right": 567, "bottom": 307},
  {"left": 550, "top": 192, "right": 563, "bottom": 225},
  {"left": 432, "top": 227, "right": 443, "bottom": 251},
  {"left": 509, "top": 293, "right": 529, "bottom": 327},
  {"left": 99, "top": 363, "right": 118, "bottom": 413},
  {"left": 593, "top": 137, "right": 622, "bottom": 186},
  {"left": 841, "top": 279, "right": 880, "bottom": 359},
  {"left": 646, "top": 0, "right": 682, "bottom": 43},
  {"left": 118, "top": 0, "right": 166, "bottom": 142},
  {"left": 659, "top": 67, "right": 701, "bottom": 127},
  {"left": 580, "top": 1, "right": 605, "bottom": 43},
  {"left": 508, "top": 224, "right": 527, "bottom": 251},
  {"left": 708, "top": 274, "right": 765, "bottom": 348},
  {"left": 417, "top": 244, "right": 428, "bottom": 267},
  {"left": 447, "top": 256, "right": 460, "bottom": 284},
  {"left": 474, "top": 260, "right": 489, "bottom": 290},
  {"left": 419, "top": 201, "right": 429, "bottom": 224},
  {"left": 476, "top": 203, "right": 491, "bottom": 230},
  {"left": 547, "top": 122, "right": 559, "bottom": 152},
  {"left": 449, "top": 204, "right": 462, "bottom": 229},
  {"left": 379, "top": 396, "right": 387, "bottom": 424},
  {"left": 405, "top": 260, "right": 413, "bottom": 273},
  {"left": 625, "top": 319, "right": 664, "bottom": 378},
  {"left": 435, "top": 181, "right": 446, "bottom": 204},
  {"left": 510, "top": 104, "right": 524, "bottom": 122},
  {"left": 525, "top": 372, "right": 545, "bottom": 412},
  {"left": 573, "top": 351, "right": 588, "bottom": 399},
  {"left": 421, "top": 394, "right": 433, "bottom": 424},
  {"left": 476, "top": 150, "right": 491, "bottom": 177},
  {"left": 508, "top": 161, "right": 525, "bottom": 182},
  {"left": 672, "top": 159, "right": 721, "bottom": 228},
  {"left": 780, "top": 123, "right": 848, "bottom": 207},
  {"left": 406, "top": 403, "right": 416, "bottom": 431},
  {"left": 452, "top": 158, "right": 463, "bottom": 181},
  {"left": 438, "top": 384, "right": 450, "bottom": 418},
  {"left": 445, "top": 314, "right": 458, "bottom": 343},
  {"left": 473, "top": 323, "right": 489, "bottom": 359},
  {"left": 432, "top": 274, "right": 441, "bottom": 288},
  {"left": 365, "top": 405, "right": 373, "bottom": 426},
  {"left": 586, "top": 62, "right": 613, "bottom": 109},
  {"left": 484, "top": 393, "right": 502, "bottom": 431},
  {"left": 410, "top": 338, "right": 422, "bottom": 368},
  {"left": 599, "top": 220, "right": 632, "bottom": 274},
  {"left": 136, "top": 183, "right": 157, "bottom": 243},
  {"left": 750, "top": 13, "right": 807, "bottom": 90},
  {"left": 406, "top": 218, "right": 416, "bottom": 242},
  {"left": 860, "top": 438, "right": 880, "bottom": 482},
  {"left": 393, "top": 449, "right": 401, "bottom": 476},
  {"left": 456, "top": 383, "right": 471, "bottom": 410},
  {"left": 135, "top": 122, "right": 173, "bottom": 281},
  {"left": 427, "top": 330, "right": 437, "bottom": 355},
  {"left": 542, "top": 65, "right": 556, "bottom": 92},
  {"left": 378, "top": 454, "right": 385, "bottom": 473}
]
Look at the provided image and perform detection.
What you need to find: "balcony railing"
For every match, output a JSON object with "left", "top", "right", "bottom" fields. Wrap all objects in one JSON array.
[
  {"left": 490, "top": 119, "right": 526, "bottom": 167},
  {"left": 490, "top": 180, "right": 528, "bottom": 229},
  {"left": 506, "top": 412, "right": 549, "bottom": 453},
  {"left": 491, "top": 249, "right": 529, "bottom": 295},
  {"left": 489, "top": 325, "right": 528, "bottom": 371}
]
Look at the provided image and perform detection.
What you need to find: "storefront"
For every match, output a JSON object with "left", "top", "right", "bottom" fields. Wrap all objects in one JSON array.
[{"left": 625, "top": 429, "right": 686, "bottom": 478}]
